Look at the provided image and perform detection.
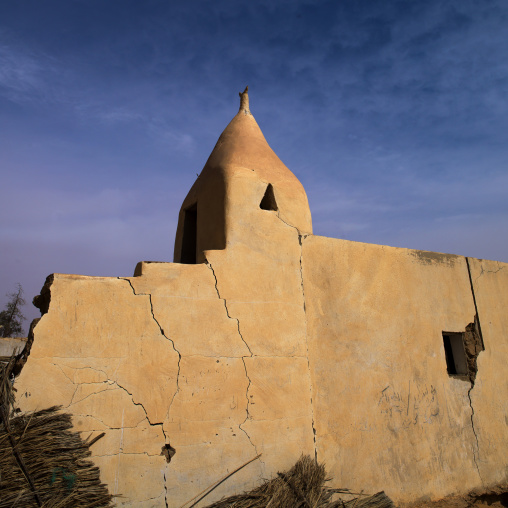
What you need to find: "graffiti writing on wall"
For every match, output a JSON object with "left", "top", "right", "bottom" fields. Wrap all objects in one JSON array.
[{"left": 378, "top": 382, "right": 439, "bottom": 430}]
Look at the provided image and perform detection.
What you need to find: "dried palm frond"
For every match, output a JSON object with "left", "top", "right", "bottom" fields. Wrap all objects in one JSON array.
[{"left": 201, "top": 455, "right": 394, "bottom": 508}]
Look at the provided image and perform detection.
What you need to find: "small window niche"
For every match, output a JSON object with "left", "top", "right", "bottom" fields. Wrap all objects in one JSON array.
[
  {"left": 260, "top": 184, "right": 278, "bottom": 211},
  {"left": 180, "top": 203, "right": 197, "bottom": 264},
  {"left": 442, "top": 332, "right": 468, "bottom": 377}
]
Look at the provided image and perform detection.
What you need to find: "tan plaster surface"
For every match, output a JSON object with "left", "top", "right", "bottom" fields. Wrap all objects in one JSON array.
[
  {"left": 15, "top": 235, "right": 508, "bottom": 506},
  {"left": 301, "top": 236, "right": 489, "bottom": 503},
  {"left": 15, "top": 274, "right": 180, "bottom": 505},
  {"left": 13, "top": 93, "right": 508, "bottom": 506},
  {"left": 16, "top": 232, "right": 315, "bottom": 507},
  {"left": 128, "top": 259, "right": 314, "bottom": 500}
]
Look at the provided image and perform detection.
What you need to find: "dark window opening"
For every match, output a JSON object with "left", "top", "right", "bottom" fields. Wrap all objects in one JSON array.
[
  {"left": 442, "top": 332, "right": 468, "bottom": 376},
  {"left": 260, "top": 184, "right": 278, "bottom": 211},
  {"left": 180, "top": 203, "right": 197, "bottom": 264}
]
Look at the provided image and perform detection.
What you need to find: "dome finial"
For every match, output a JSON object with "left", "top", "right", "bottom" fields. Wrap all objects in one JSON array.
[{"left": 239, "top": 86, "right": 250, "bottom": 115}]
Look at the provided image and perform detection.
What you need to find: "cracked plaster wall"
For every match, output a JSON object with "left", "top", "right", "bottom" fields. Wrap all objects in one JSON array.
[
  {"left": 202, "top": 170, "right": 317, "bottom": 473},
  {"left": 15, "top": 202, "right": 316, "bottom": 508},
  {"left": 13, "top": 216, "right": 508, "bottom": 506},
  {"left": 301, "top": 236, "right": 508, "bottom": 504},
  {"left": 15, "top": 274, "right": 175, "bottom": 506}
]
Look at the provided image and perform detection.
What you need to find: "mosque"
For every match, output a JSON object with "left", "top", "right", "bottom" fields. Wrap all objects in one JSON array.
[{"left": 16, "top": 88, "right": 508, "bottom": 506}]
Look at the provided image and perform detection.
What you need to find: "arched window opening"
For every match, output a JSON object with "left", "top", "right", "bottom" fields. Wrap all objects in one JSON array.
[{"left": 260, "top": 184, "right": 278, "bottom": 211}]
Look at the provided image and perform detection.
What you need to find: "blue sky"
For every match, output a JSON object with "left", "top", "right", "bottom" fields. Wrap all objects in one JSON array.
[{"left": 1, "top": 0, "right": 507, "bottom": 329}]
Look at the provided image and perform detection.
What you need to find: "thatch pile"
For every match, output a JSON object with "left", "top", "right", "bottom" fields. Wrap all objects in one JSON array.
[
  {"left": 0, "top": 357, "right": 114, "bottom": 507},
  {"left": 197, "top": 455, "right": 394, "bottom": 508}
]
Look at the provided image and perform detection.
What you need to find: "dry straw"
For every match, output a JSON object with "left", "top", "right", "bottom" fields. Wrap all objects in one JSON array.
[{"left": 198, "top": 455, "right": 394, "bottom": 508}]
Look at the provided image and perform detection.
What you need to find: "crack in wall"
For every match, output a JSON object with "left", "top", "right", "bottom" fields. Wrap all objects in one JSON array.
[
  {"left": 298, "top": 234, "right": 318, "bottom": 463},
  {"left": 61, "top": 364, "right": 112, "bottom": 372},
  {"left": 257, "top": 213, "right": 319, "bottom": 464},
  {"left": 239, "top": 357, "right": 260, "bottom": 457},
  {"left": 70, "top": 384, "right": 79, "bottom": 406},
  {"left": 66, "top": 379, "right": 166, "bottom": 437},
  {"left": 68, "top": 384, "right": 118, "bottom": 407},
  {"left": 465, "top": 258, "right": 485, "bottom": 485},
  {"left": 272, "top": 213, "right": 318, "bottom": 462},
  {"left": 205, "top": 263, "right": 253, "bottom": 356},
  {"left": 110, "top": 280, "right": 182, "bottom": 502},
  {"left": 72, "top": 412, "right": 144, "bottom": 431},
  {"left": 473, "top": 262, "right": 505, "bottom": 285},
  {"left": 120, "top": 273, "right": 184, "bottom": 506},
  {"left": 183, "top": 353, "right": 307, "bottom": 359},
  {"left": 467, "top": 385, "right": 484, "bottom": 484},
  {"left": 52, "top": 363, "right": 75, "bottom": 385},
  {"left": 120, "top": 277, "right": 182, "bottom": 414},
  {"left": 465, "top": 259, "right": 485, "bottom": 350},
  {"left": 275, "top": 211, "right": 301, "bottom": 235},
  {"left": 94, "top": 451, "right": 161, "bottom": 458},
  {"left": 137, "top": 493, "right": 166, "bottom": 504},
  {"left": 163, "top": 469, "right": 169, "bottom": 508},
  {"left": 51, "top": 363, "right": 127, "bottom": 408},
  {"left": 205, "top": 261, "right": 261, "bottom": 465},
  {"left": 109, "top": 380, "right": 162, "bottom": 428},
  {"left": 37, "top": 356, "right": 127, "bottom": 360},
  {"left": 46, "top": 371, "right": 163, "bottom": 453},
  {"left": 27, "top": 275, "right": 184, "bottom": 504}
]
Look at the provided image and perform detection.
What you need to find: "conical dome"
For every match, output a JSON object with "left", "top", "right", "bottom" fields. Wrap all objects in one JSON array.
[{"left": 174, "top": 87, "right": 312, "bottom": 264}]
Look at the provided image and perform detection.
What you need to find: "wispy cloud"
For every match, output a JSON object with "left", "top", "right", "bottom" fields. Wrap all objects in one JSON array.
[
  {"left": 95, "top": 107, "right": 144, "bottom": 125},
  {"left": 0, "top": 37, "right": 57, "bottom": 103}
]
